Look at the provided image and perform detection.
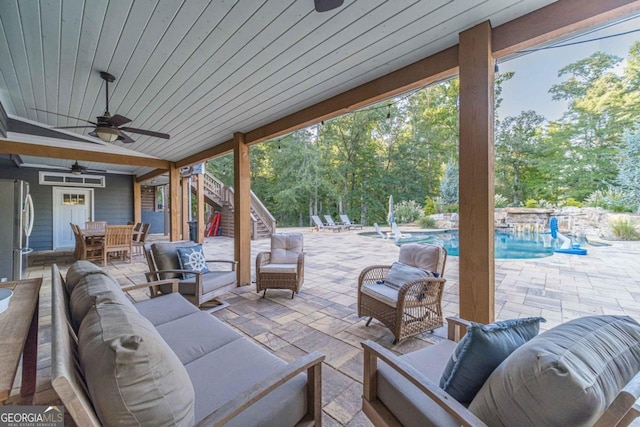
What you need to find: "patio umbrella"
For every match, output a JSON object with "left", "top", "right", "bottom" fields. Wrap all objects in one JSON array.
[{"left": 387, "top": 195, "right": 395, "bottom": 226}]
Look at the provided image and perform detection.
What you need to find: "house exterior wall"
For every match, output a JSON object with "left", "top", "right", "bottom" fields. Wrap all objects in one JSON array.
[{"left": 0, "top": 158, "right": 133, "bottom": 251}]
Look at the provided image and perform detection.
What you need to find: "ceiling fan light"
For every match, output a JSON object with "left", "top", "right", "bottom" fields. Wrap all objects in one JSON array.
[{"left": 95, "top": 126, "right": 119, "bottom": 142}]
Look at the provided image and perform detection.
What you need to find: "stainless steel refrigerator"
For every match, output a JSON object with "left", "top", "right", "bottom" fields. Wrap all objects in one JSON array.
[{"left": 0, "top": 179, "right": 34, "bottom": 281}]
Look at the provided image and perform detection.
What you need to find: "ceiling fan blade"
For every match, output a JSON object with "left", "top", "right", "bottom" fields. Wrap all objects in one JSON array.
[
  {"left": 120, "top": 127, "right": 170, "bottom": 139},
  {"left": 32, "top": 108, "right": 97, "bottom": 125},
  {"left": 88, "top": 131, "right": 98, "bottom": 138},
  {"left": 54, "top": 125, "right": 96, "bottom": 129},
  {"left": 109, "top": 114, "right": 132, "bottom": 127},
  {"left": 117, "top": 131, "right": 136, "bottom": 144}
]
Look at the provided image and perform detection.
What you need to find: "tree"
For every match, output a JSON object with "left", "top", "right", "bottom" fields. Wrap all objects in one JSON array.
[
  {"left": 617, "top": 128, "right": 640, "bottom": 213},
  {"left": 495, "top": 110, "right": 546, "bottom": 205},
  {"left": 440, "top": 161, "right": 458, "bottom": 207}
]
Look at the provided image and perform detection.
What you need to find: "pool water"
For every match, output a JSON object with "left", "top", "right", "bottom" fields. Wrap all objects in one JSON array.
[{"left": 367, "top": 230, "right": 570, "bottom": 259}]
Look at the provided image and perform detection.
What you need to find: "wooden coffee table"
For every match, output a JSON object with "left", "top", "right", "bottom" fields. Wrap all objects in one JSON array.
[{"left": 0, "top": 277, "right": 42, "bottom": 404}]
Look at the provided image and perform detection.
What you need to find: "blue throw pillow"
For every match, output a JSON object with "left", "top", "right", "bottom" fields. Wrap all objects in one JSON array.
[
  {"left": 176, "top": 245, "right": 210, "bottom": 279},
  {"left": 439, "top": 317, "right": 545, "bottom": 404}
]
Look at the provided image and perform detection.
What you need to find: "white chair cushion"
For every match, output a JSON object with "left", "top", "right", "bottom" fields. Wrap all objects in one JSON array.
[
  {"left": 270, "top": 233, "right": 303, "bottom": 264},
  {"left": 361, "top": 283, "right": 398, "bottom": 308},
  {"left": 399, "top": 243, "right": 442, "bottom": 272},
  {"left": 260, "top": 263, "right": 298, "bottom": 274}
]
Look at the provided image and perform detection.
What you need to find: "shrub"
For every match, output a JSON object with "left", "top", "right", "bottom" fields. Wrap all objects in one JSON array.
[
  {"left": 584, "top": 187, "right": 636, "bottom": 212},
  {"left": 525, "top": 199, "right": 538, "bottom": 208},
  {"left": 564, "top": 197, "right": 583, "bottom": 208},
  {"left": 418, "top": 216, "right": 437, "bottom": 228},
  {"left": 537, "top": 199, "right": 553, "bottom": 208},
  {"left": 610, "top": 218, "right": 640, "bottom": 240},
  {"left": 424, "top": 197, "right": 437, "bottom": 215},
  {"left": 494, "top": 194, "right": 509, "bottom": 208},
  {"left": 394, "top": 200, "right": 423, "bottom": 224},
  {"left": 445, "top": 203, "right": 459, "bottom": 213}
]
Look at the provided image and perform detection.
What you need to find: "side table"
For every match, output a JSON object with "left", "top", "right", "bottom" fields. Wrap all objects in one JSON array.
[{"left": 0, "top": 277, "right": 42, "bottom": 404}]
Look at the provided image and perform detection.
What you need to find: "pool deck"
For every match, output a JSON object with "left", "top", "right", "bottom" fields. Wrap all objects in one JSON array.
[{"left": 18, "top": 226, "right": 640, "bottom": 425}]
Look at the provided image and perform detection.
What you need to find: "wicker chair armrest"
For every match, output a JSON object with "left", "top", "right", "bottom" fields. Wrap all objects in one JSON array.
[
  {"left": 395, "top": 277, "right": 446, "bottom": 310},
  {"left": 195, "top": 351, "right": 325, "bottom": 426},
  {"left": 357, "top": 265, "right": 392, "bottom": 290},
  {"left": 256, "top": 252, "right": 271, "bottom": 267},
  {"left": 361, "top": 340, "right": 486, "bottom": 427}
]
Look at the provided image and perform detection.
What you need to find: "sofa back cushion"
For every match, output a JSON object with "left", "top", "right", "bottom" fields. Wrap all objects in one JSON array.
[
  {"left": 469, "top": 315, "right": 640, "bottom": 426},
  {"left": 151, "top": 241, "right": 196, "bottom": 279},
  {"left": 439, "top": 317, "right": 544, "bottom": 404},
  {"left": 270, "top": 233, "right": 303, "bottom": 264},
  {"left": 69, "top": 272, "right": 133, "bottom": 330},
  {"left": 78, "top": 301, "right": 195, "bottom": 426},
  {"left": 398, "top": 243, "right": 444, "bottom": 276},
  {"left": 65, "top": 261, "right": 110, "bottom": 294}
]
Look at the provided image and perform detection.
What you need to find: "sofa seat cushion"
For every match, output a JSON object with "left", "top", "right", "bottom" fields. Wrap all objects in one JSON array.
[
  {"left": 69, "top": 272, "right": 134, "bottom": 329},
  {"left": 377, "top": 340, "right": 459, "bottom": 427},
  {"left": 134, "top": 292, "right": 199, "bottom": 326},
  {"left": 65, "top": 260, "right": 112, "bottom": 294},
  {"left": 469, "top": 315, "right": 640, "bottom": 426},
  {"left": 361, "top": 283, "right": 398, "bottom": 308},
  {"left": 78, "top": 301, "right": 195, "bottom": 426},
  {"left": 439, "top": 317, "right": 544, "bottom": 404},
  {"left": 151, "top": 241, "right": 196, "bottom": 279},
  {"left": 259, "top": 263, "right": 298, "bottom": 274},
  {"left": 186, "top": 339, "right": 307, "bottom": 426},
  {"left": 174, "top": 271, "right": 237, "bottom": 295},
  {"left": 155, "top": 312, "right": 243, "bottom": 364}
]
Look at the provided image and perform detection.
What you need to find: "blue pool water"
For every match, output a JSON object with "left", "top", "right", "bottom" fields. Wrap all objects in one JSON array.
[{"left": 364, "top": 230, "right": 565, "bottom": 259}]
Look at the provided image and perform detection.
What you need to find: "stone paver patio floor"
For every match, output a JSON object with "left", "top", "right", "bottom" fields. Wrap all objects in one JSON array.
[{"left": 21, "top": 226, "right": 640, "bottom": 425}]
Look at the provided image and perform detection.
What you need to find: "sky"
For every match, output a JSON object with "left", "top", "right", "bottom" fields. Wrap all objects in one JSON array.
[{"left": 498, "top": 14, "right": 640, "bottom": 121}]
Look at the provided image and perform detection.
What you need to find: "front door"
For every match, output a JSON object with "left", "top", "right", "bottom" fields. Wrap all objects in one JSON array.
[{"left": 53, "top": 187, "right": 94, "bottom": 249}]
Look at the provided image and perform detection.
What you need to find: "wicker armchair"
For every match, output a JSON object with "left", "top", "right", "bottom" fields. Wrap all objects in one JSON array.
[
  {"left": 357, "top": 243, "right": 447, "bottom": 344},
  {"left": 256, "top": 233, "right": 304, "bottom": 298}
]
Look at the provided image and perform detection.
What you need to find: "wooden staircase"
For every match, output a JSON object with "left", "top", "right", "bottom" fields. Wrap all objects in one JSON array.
[{"left": 193, "top": 172, "right": 276, "bottom": 240}]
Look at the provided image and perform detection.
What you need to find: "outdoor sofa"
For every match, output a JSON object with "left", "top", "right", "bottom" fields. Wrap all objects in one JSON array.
[
  {"left": 362, "top": 316, "right": 640, "bottom": 426},
  {"left": 51, "top": 261, "right": 324, "bottom": 426}
]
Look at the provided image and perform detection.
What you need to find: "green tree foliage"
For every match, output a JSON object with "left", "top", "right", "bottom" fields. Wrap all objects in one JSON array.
[
  {"left": 617, "top": 128, "right": 640, "bottom": 213},
  {"left": 495, "top": 110, "right": 546, "bottom": 205},
  {"left": 440, "top": 161, "right": 458, "bottom": 206}
]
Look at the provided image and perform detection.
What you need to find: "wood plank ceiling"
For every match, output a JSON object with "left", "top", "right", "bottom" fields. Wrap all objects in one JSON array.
[{"left": 0, "top": 0, "right": 556, "bottom": 176}]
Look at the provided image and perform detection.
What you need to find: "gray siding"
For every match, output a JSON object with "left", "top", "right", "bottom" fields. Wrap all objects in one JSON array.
[{"left": 0, "top": 158, "right": 133, "bottom": 251}]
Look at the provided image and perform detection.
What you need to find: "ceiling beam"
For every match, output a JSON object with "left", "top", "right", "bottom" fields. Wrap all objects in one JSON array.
[
  {"left": 0, "top": 139, "right": 170, "bottom": 169},
  {"left": 492, "top": 0, "right": 640, "bottom": 58},
  {"left": 136, "top": 168, "right": 167, "bottom": 183},
  {"left": 176, "top": 139, "right": 234, "bottom": 169}
]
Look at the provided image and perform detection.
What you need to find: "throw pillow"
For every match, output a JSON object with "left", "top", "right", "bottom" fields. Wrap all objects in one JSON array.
[
  {"left": 384, "top": 262, "right": 431, "bottom": 289},
  {"left": 439, "top": 317, "right": 545, "bottom": 404},
  {"left": 176, "top": 244, "right": 210, "bottom": 279},
  {"left": 469, "top": 315, "right": 640, "bottom": 426}
]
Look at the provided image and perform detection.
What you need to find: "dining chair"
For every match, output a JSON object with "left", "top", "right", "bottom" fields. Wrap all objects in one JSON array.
[
  {"left": 133, "top": 223, "right": 150, "bottom": 256},
  {"left": 85, "top": 221, "right": 107, "bottom": 230},
  {"left": 102, "top": 225, "right": 134, "bottom": 266},
  {"left": 71, "top": 223, "right": 101, "bottom": 262}
]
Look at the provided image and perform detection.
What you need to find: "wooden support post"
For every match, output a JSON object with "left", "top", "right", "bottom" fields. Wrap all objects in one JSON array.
[
  {"left": 234, "top": 132, "right": 251, "bottom": 287},
  {"left": 132, "top": 177, "right": 141, "bottom": 223},
  {"left": 182, "top": 177, "right": 189, "bottom": 241},
  {"left": 458, "top": 21, "right": 495, "bottom": 324},
  {"left": 169, "top": 163, "right": 181, "bottom": 241},
  {"left": 196, "top": 174, "right": 205, "bottom": 243}
]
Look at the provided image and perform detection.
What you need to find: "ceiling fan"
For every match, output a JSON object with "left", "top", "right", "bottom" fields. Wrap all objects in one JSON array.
[
  {"left": 34, "top": 71, "right": 170, "bottom": 143},
  {"left": 69, "top": 161, "right": 106, "bottom": 175},
  {"left": 314, "top": 0, "right": 344, "bottom": 12}
]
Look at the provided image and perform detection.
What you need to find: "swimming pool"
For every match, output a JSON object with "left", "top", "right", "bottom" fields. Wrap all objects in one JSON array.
[{"left": 363, "top": 229, "right": 561, "bottom": 259}]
